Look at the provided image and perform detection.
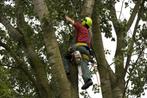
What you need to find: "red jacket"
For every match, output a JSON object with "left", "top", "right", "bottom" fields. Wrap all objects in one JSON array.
[{"left": 73, "top": 21, "right": 91, "bottom": 47}]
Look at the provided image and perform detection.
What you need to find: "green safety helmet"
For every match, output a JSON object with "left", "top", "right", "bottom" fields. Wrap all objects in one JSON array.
[{"left": 81, "top": 17, "right": 92, "bottom": 27}]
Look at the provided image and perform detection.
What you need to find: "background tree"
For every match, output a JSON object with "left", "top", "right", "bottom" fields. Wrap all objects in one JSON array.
[
  {"left": 0, "top": 0, "right": 147, "bottom": 98},
  {"left": 92, "top": 0, "right": 147, "bottom": 98}
]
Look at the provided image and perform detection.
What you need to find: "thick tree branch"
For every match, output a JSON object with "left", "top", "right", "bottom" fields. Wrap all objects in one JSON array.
[
  {"left": 110, "top": 0, "right": 142, "bottom": 34},
  {"left": 15, "top": 0, "right": 53, "bottom": 97},
  {"left": 110, "top": 2, "right": 125, "bottom": 78},
  {"left": 0, "top": 16, "right": 22, "bottom": 42},
  {"left": 32, "top": 0, "right": 73, "bottom": 98},
  {"left": 32, "top": 0, "right": 49, "bottom": 20},
  {"left": 125, "top": 0, "right": 142, "bottom": 32},
  {"left": 110, "top": 1, "right": 127, "bottom": 94},
  {"left": 124, "top": 0, "right": 144, "bottom": 78},
  {"left": 92, "top": 3, "right": 116, "bottom": 98},
  {"left": 18, "top": 65, "right": 38, "bottom": 90},
  {"left": 124, "top": 14, "right": 140, "bottom": 78},
  {"left": 81, "top": 0, "right": 95, "bottom": 17},
  {"left": 109, "top": 2, "right": 120, "bottom": 35},
  {"left": 0, "top": 41, "right": 36, "bottom": 86}
]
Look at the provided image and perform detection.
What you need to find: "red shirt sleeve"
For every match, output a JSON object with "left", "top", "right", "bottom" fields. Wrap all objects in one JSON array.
[{"left": 73, "top": 21, "right": 82, "bottom": 30}]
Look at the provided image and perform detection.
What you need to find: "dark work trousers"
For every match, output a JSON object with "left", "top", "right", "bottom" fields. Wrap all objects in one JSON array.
[{"left": 63, "top": 44, "right": 91, "bottom": 83}]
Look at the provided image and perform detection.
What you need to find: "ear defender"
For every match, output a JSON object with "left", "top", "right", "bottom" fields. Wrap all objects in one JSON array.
[
  {"left": 82, "top": 20, "right": 86, "bottom": 26},
  {"left": 82, "top": 18, "right": 86, "bottom": 26}
]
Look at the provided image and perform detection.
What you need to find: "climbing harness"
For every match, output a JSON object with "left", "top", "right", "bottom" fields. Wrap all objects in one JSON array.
[{"left": 76, "top": 42, "right": 88, "bottom": 47}]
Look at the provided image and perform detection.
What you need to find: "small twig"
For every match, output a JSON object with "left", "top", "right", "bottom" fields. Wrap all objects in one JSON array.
[{"left": 119, "top": 0, "right": 125, "bottom": 20}]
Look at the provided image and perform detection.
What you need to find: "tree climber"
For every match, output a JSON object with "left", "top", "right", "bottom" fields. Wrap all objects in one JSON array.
[{"left": 64, "top": 16, "right": 93, "bottom": 90}]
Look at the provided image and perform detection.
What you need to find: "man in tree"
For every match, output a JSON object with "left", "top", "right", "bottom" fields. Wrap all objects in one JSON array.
[{"left": 64, "top": 16, "right": 93, "bottom": 90}]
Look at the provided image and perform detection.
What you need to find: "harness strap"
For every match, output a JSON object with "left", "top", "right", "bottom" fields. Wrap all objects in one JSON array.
[{"left": 76, "top": 42, "right": 88, "bottom": 47}]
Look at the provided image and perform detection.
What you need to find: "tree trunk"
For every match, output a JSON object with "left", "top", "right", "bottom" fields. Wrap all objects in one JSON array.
[
  {"left": 69, "top": 62, "right": 79, "bottom": 98},
  {"left": 15, "top": 0, "right": 53, "bottom": 97},
  {"left": 81, "top": 0, "right": 95, "bottom": 17},
  {"left": 92, "top": 10, "right": 113, "bottom": 98},
  {"left": 32, "top": 0, "right": 72, "bottom": 98},
  {"left": 108, "top": 0, "right": 142, "bottom": 97}
]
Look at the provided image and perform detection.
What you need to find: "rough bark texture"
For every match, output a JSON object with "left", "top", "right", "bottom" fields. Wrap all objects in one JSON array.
[
  {"left": 32, "top": 0, "right": 72, "bottom": 98},
  {"left": 92, "top": 8, "right": 113, "bottom": 98},
  {"left": 81, "top": 0, "right": 95, "bottom": 17},
  {"left": 15, "top": 0, "right": 53, "bottom": 97},
  {"left": 69, "top": 63, "right": 79, "bottom": 98},
  {"left": 0, "top": 16, "right": 22, "bottom": 42}
]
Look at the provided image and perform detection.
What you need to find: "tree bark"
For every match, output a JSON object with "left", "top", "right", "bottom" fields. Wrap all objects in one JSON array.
[
  {"left": 92, "top": 9, "right": 113, "bottom": 98},
  {"left": 0, "top": 16, "right": 22, "bottom": 42},
  {"left": 32, "top": 0, "right": 72, "bottom": 98},
  {"left": 81, "top": 0, "right": 95, "bottom": 17},
  {"left": 15, "top": 0, "right": 53, "bottom": 98}
]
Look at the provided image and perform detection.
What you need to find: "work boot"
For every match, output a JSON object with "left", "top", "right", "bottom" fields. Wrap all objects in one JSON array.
[{"left": 81, "top": 79, "right": 93, "bottom": 90}]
